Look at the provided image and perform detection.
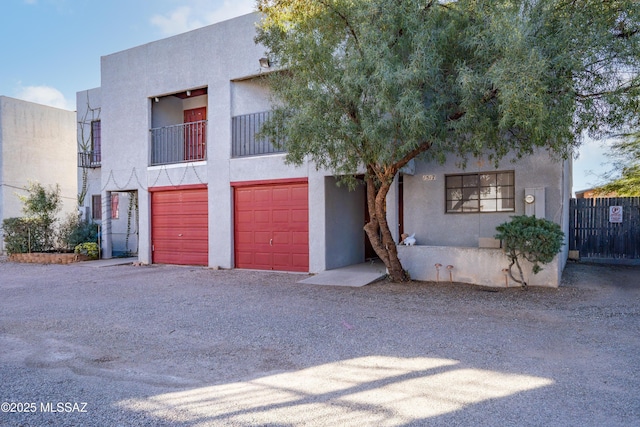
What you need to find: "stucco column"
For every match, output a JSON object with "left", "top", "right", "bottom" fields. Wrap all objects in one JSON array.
[
  {"left": 137, "top": 188, "right": 151, "bottom": 265},
  {"left": 386, "top": 174, "right": 400, "bottom": 244},
  {"left": 308, "top": 170, "right": 326, "bottom": 273},
  {"left": 101, "top": 191, "right": 113, "bottom": 259}
]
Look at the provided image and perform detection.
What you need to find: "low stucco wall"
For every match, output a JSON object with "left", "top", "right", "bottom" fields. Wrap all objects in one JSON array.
[{"left": 397, "top": 245, "right": 560, "bottom": 288}]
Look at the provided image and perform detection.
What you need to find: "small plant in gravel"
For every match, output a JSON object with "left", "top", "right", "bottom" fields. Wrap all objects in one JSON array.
[{"left": 495, "top": 215, "right": 564, "bottom": 289}]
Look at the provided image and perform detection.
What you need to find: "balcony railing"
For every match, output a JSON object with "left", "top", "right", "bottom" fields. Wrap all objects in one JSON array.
[
  {"left": 232, "top": 111, "right": 286, "bottom": 158},
  {"left": 78, "top": 151, "right": 101, "bottom": 168},
  {"left": 150, "top": 120, "right": 207, "bottom": 166}
]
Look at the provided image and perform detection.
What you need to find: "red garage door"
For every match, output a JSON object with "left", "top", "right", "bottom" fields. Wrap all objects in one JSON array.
[
  {"left": 234, "top": 180, "right": 308, "bottom": 272},
  {"left": 151, "top": 186, "right": 208, "bottom": 266}
]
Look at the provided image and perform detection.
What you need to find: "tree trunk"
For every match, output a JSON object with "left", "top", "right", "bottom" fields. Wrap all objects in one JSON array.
[{"left": 363, "top": 171, "right": 409, "bottom": 282}]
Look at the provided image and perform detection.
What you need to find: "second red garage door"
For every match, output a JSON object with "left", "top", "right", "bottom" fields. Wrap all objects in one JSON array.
[
  {"left": 234, "top": 180, "right": 309, "bottom": 272},
  {"left": 151, "top": 186, "right": 208, "bottom": 266}
]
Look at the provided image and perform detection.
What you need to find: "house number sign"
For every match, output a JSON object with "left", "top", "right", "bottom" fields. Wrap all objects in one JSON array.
[
  {"left": 422, "top": 174, "right": 436, "bottom": 181},
  {"left": 609, "top": 206, "right": 623, "bottom": 223}
]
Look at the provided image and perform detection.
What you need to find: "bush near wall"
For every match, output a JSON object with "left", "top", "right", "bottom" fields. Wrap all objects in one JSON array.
[{"left": 1, "top": 217, "right": 48, "bottom": 254}]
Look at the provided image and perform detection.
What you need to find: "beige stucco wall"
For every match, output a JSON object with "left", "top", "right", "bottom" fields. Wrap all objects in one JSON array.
[{"left": 0, "top": 96, "right": 77, "bottom": 253}]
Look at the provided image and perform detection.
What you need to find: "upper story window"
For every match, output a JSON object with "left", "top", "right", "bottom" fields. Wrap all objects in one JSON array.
[
  {"left": 91, "top": 120, "right": 101, "bottom": 158},
  {"left": 445, "top": 171, "right": 515, "bottom": 213}
]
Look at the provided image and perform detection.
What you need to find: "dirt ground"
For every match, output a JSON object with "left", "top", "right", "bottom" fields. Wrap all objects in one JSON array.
[{"left": 0, "top": 259, "right": 638, "bottom": 426}]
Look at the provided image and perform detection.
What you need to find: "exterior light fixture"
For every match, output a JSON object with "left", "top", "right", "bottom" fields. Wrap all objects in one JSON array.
[
  {"left": 154, "top": 97, "right": 159, "bottom": 103},
  {"left": 186, "top": 90, "right": 191, "bottom": 96},
  {"left": 259, "top": 57, "right": 270, "bottom": 68}
]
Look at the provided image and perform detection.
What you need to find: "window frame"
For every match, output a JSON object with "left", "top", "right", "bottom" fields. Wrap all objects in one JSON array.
[
  {"left": 111, "top": 193, "right": 119, "bottom": 219},
  {"left": 91, "top": 120, "right": 101, "bottom": 164},
  {"left": 444, "top": 170, "right": 515, "bottom": 214},
  {"left": 92, "top": 195, "right": 102, "bottom": 220}
]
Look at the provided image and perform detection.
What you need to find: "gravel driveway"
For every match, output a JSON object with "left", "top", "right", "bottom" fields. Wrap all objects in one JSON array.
[{"left": 0, "top": 259, "right": 638, "bottom": 426}]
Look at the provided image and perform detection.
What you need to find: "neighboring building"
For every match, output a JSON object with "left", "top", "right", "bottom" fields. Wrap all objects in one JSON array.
[
  {"left": 575, "top": 188, "right": 617, "bottom": 199},
  {"left": 78, "top": 13, "right": 571, "bottom": 287},
  {"left": 0, "top": 96, "right": 77, "bottom": 254}
]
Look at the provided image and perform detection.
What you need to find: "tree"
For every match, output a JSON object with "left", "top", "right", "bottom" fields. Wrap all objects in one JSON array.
[
  {"left": 18, "top": 182, "right": 62, "bottom": 251},
  {"left": 255, "top": 0, "right": 640, "bottom": 281},
  {"left": 595, "top": 133, "right": 640, "bottom": 196},
  {"left": 495, "top": 215, "right": 564, "bottom": 289}
]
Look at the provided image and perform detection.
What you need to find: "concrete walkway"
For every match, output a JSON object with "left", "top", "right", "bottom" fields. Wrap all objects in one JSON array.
[
  {"left": 298, "top": 260, "right": 387, "bottom": 287},
  {"left": 75, "top": 257, "right": 138, "bottom": 268}
]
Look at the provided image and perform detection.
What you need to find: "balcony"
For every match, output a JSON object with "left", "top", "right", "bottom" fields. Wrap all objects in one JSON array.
[
  {"left": 232, "top": 111, "right": 286, "bottom": 158},
  {"left": 150, "top": 120, "right": 207, "bottom": 166},
  {"left": 78, "top": 151, "right": 101, "bottom": 168}
]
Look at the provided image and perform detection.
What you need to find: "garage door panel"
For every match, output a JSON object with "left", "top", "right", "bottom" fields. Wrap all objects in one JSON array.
[
  {"left": 179, "top": 204, "right": 208, "bottom": 216},
  {"left": 179, "top": 231, "right": 208, "bottom": 241},
  {"left": 253, "top": 251, "right": 272, "bottom": 266},
  {"left": 272, "top": 187, "right": 290, "bottom": 201},
  {"left": 236, "top": 211, "right": 254, "bottom": 225},
  {"left": 272, "top": 209, "right": 290, "bottom": 223},
  {"left": 254, "top": 210, "right": 271, "bottom": 223},
  {"left": 291, "top": 186, "right": 308, "bottom": 200},
  {"left": 253, "top": 188, "right": 272, "bottom": 203},
  {"left": 272, "top": 253, "right": 291, "bottom": 267},
  {"left": 234, "top": 182, "right": 308, "bottom": 272},
  {"left": 236, "top": 251, "right": 254, "bottom": 264},
  {"left": 292, "top": 231, "right": 308, "bottom": 245},
  {"left": 272, "top": 232, "right": 290, "bottom": 245},
  {"left": 292, "top": 254, "right": 308, "bottom": 269},
  {"left": 254, "top": 231, "right": 271, "bottom": 244},
  {"left": 237, "top": 231, "right": 254, "bottom": 244},
  {"left": 291, "top": 209, "right": 308, "bottom": 224},
  {"left": 152, "top": 203, "right": 184, "bottom": 216},
  {"left": 152, "top": 187, "right": 208, "bottom": 266}
]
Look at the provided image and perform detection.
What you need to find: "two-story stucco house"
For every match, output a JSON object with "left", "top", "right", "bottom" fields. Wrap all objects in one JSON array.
[
  {"left": 0, "top": 96, "right": 77, "bottom": 254},
  {"left": 77, "top": 13, "right": 571, "bottom": 287}
]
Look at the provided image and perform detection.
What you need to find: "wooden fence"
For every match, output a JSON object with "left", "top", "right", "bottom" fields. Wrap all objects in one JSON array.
[{"left": 569, "top": 197, "right": 640, "bottom": 260}]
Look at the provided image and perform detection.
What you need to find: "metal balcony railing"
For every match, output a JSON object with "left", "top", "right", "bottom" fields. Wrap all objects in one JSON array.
[
  {"left": 232, "top": 111, "right": 286, "bottom": 158},
  {"left": 78, "top": 150, "right": 101, "bottom": 168},
  {"left": 150, "top": 120, "right": 207, "bottom": 166}
]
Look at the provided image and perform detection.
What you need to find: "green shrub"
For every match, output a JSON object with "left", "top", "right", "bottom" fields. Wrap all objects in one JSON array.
[
  {"left": 74, "top": 242, "right": 99, "bottom": 260},
  {"left": 495, "top": 215, "right": 564, "bottom": 288},
  {"left": 57, "top": 213, "right": 99, "bottom": 251},
  {"left": 2, "top": 217, "right": 48, "bottom": 254},
  {"left": 16, "top": 182, "right": 62, "bottom": 252}
]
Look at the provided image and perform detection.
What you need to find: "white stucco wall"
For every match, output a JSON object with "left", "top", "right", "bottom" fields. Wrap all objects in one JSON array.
[
  {"left": 0, "top": 96, "right": 76, "bottom": 253},
  {"left": 398, "top": 245, "right": 561, "bottom": 287}
]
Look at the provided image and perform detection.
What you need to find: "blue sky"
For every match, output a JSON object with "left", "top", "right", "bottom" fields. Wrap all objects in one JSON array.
[
  {"left": 0, "top": 0, "right": 254, "bottom": 110},
  {"left": 0, "top": 0, "right": 611, "bottom": 192}
]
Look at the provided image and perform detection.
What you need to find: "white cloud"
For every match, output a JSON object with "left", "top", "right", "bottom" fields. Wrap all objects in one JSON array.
[
  {"left": 151, "top": 0, "right": 255, "bottom": 36},
  {"left": 150, "top": 6, "right": 197, "bottom": 35},
  {"left": 15, "top": 85, "right": 72, "bottom": 110}
]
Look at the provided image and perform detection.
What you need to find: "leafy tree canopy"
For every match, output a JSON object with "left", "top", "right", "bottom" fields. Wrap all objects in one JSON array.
[
  {"left": 595, "top": 132, "right": 640, "bottom": 196},
  {"left": 256, "top": 0, "right": 640, "bottom": 281}
]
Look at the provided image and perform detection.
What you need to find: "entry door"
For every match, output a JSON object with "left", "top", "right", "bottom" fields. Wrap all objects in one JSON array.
[{"left": 184, "top": 107, "right": 206, "bottom": 160}]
